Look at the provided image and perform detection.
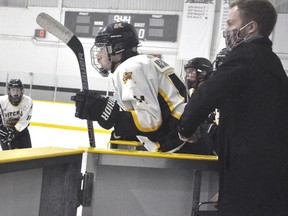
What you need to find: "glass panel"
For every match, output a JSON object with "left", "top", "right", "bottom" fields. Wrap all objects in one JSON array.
[{"left": 0, "top": 0, "right": 26, "bottom": 7}]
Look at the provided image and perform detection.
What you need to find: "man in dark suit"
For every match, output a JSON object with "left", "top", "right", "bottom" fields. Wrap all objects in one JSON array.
[{"left": 178, "top": 0, "right": 288, "bottom": 215}]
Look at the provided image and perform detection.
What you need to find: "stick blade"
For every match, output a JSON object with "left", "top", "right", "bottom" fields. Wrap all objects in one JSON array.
[{"left": 36, "top": 12, "right": 74, "bottom": 44}]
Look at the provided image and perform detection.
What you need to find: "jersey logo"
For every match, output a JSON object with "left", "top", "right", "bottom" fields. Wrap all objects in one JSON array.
[
  {"left": 122, "top": 72, "right": 133, "bottom": 84},
  {"left": 113, "top": 23, "right": 124, "bottom": 29}
]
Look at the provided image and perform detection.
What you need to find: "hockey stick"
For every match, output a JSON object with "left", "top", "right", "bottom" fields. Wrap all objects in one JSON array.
[
  {"left": 36, "top": 12, "right": 96, "bottom": 147},
  {"left": 0, "top": 104, "right": 11, "bottom": 150},
  {"left": 0, "top": 104, "right": 6, "bottom": 127}
]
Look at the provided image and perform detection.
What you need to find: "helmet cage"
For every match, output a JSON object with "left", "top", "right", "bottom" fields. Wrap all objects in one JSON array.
[
  {"left": 91, "top": 22, "right": 139, "bottom": 76},
  {"left": 90, "top": 43, "right": 113, "bottom": 77},
  {"left": 196, "top": 69, "right": 208, "bottom": 82},
  {"left": 184, "top": 58, "right": 213, "bottom": 83},
  {"left": 185, "top": 68, "right": 198, "bottom": 89},
  {"left": 8, "top": 79, "right": 24, "bottom": 105}
]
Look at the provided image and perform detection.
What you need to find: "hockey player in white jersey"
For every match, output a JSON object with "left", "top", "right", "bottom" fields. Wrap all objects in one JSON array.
[
  {"left": 0, "top": 79, "right": 33, "bottom": 150},
  {"left": 72, "top": 22, "right": 187, "bottom": 152}
]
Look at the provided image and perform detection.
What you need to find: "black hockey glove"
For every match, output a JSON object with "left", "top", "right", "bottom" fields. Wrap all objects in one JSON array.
[
  {"left": 0, "top": 125, "right": 16, "bottom": 144},
  {"left": 0, "top": 123, "right": 8, "bottom": 138},
  {"left": 71, "top": 90, "right": 119, "bottom": 129},
  {"left": 0, "top": 138, "right": 10, "bottom": 150}
]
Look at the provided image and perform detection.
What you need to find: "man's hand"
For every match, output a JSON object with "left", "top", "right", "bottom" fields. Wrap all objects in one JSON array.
[
  {"left": 71, "top": 90, "right": 119, "bottom": 129},
  {"left": 178, "top": 127, "right": 201, "bottom": 143}
]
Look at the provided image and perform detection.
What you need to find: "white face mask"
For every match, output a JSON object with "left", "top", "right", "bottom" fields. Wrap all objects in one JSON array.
[{"left": 223, "top": 22, "right": 253, "bottom": 50}]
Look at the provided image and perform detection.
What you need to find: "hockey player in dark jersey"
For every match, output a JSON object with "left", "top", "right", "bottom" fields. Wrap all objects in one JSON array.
[
  {"left": 175, "top": 57, "right": 218, "bottom": 154},
  {"left": 177, "top": 48, "right": 230, "bottom": 155},
  {"left": 72, "top": 22, "right": 187, "bottom": 152},
  {"left": 0, "top": 79, "right": 33, "bottom": 150}
]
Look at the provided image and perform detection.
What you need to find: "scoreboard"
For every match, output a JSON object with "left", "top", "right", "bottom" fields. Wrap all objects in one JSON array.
[{"left": 64, "top": 11, "right": 179, "bottom": 42}]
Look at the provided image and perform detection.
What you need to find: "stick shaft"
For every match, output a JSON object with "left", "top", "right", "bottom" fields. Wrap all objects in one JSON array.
[{"left": 36, "top": 12, "right": 95, "bottom": 147}]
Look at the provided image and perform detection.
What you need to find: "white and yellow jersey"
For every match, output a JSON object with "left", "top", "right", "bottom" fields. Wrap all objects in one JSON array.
[
  {"left": 0, "top": 95, "right": 33, "bottom": 132},
  {"left": 111, "top": 54, "right": 186, "bottom": 136}
]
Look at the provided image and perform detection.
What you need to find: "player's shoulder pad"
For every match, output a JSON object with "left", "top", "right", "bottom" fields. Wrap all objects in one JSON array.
[{"left": 147, "top": 55, "right": 174, "bottom": 73}]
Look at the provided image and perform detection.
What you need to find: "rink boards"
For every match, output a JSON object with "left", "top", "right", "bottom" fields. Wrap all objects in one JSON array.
[{"left": 0, "top": 147, "right": 218, "bottom": 216}]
